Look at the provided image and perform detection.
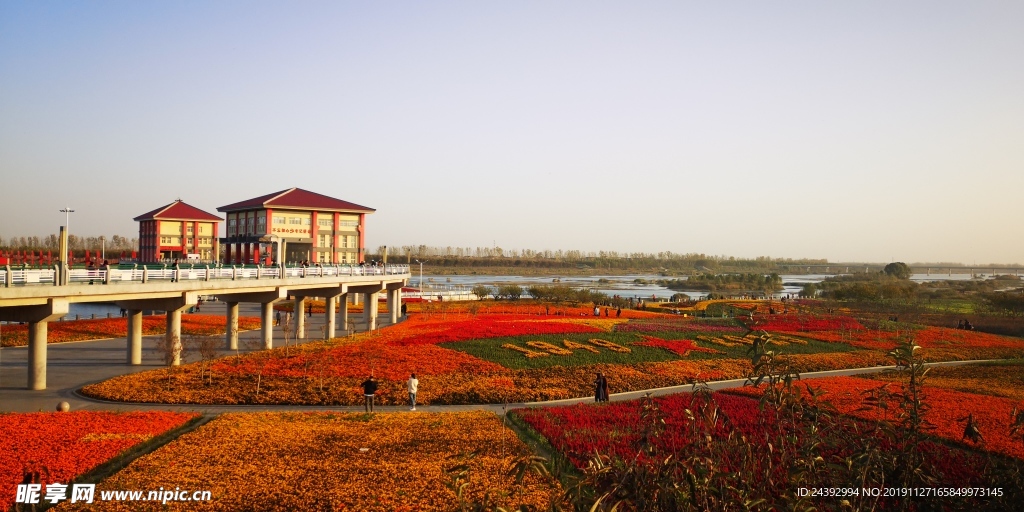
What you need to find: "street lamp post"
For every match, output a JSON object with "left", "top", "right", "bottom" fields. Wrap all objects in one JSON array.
[{"left": 59, "top": 207, "right": 75, "bottom": 261}]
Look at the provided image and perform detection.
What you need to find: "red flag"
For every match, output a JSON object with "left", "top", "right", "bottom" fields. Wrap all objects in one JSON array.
[{"left": 132, "top": 250, "right": 137, "bottom": 259}]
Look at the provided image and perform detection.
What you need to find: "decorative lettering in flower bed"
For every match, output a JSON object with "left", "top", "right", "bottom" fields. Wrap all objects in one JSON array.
[
  {"left": 526, "top": 341, "right": 573, "bottom": 355},
  {"left": 502, "top": 343, "right": 549, "bottom": 358},
  {"left": 587, "top": 338, "right": 631, "bottom": 353}
]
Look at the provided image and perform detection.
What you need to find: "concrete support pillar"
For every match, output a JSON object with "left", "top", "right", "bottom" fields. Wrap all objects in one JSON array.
[
  {"left": 340, "top": 293, "right": 349, "bottom": 334},
  {"left": 352, "top": 293, "right": 360, "bottom": 305},
  {"left": 388, "top": 289, "right": 399, "bottom": 324},
  {"left": 325, "top": 295, "right": 337, "bottom": 339},
  {"left": 363, "top": 292, "right": 377, "bottom": 331},
  {"left": 261, "top": 302, "right": 274, "bottom": 349},
  {"left": 295, "top": 296, "right": 306, "bottom": 339},
  {"left": 226, "top": 302, "right": 239, "bottom": 350},
  {"left": 28, "top": 321, "right": 48, "bottom": 390},
  {"left": 166, "top": 310, "right": 182, "bottom": 366},
  {"left": 127, "top": 309, "right": 143, "bottom": 365}
]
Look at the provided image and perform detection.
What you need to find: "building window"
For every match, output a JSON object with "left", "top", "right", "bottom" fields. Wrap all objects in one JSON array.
[
  {"left": 289, "top": 217, "right": 301, "bottom": 225},
  {"left": 273, "top": 217, "right": 285, "bottom": 225},
  {"left": 304, "top": 218, "right": 311, "bottom": 225},
  {"left": 318, "top": 219, "right": 332, "bottom": 227},
  {"left": 339, "top": 220, "right": 358, "bottom": 227},
  {"left": 187, "top": 225, "right": 194, "bottom": 234}
]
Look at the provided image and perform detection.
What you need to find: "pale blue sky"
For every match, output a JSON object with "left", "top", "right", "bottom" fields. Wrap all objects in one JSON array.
[{"left": 1, "top": 1, "right": 1022, "bottom": 263}]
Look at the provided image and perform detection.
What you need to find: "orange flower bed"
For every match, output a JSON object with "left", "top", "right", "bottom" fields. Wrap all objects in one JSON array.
[
  {"left": 0, "top": 411, "right": 198, "bottom": 510},
  {"left": 778, "top": 325, "right": 1024, "bottom": 354},
  {"left": 1, "top": 315, "right": 261, "bottom": 347},
  {"left": 726, "top": 376, "right": 1024, "bottom": 460},
  {"left": 57, "top": 412, "right": 563, "bottom": 511}
]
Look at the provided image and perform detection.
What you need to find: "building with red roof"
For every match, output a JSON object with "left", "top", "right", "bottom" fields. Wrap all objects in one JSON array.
[
  {"left": 218, "top": 188, "right": 375, "bottom": 265},
  {"left": 134, "top": 200, "right": 223, "bottom": 263}
]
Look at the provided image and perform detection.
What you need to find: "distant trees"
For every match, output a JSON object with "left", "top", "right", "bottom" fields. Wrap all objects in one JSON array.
[
  {"left": 369, "top": 246, "right": 828, "bottom": 272},
  {"left": 471, "top": 285, "right": 493, "bottom": 300},
  {"left": 0, "top": 234, "right": 137, "bottom": 254},
  {"left": 883, "top": 262, "right": 912, "bottom": 280}
]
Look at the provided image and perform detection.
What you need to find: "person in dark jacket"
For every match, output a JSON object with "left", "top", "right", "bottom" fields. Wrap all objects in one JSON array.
[
  {"left": 361, "top": 375, "right": 378, "bottom": 413},
  {"left": 594, "top": 372, "right": 610, "bottom": 402}
]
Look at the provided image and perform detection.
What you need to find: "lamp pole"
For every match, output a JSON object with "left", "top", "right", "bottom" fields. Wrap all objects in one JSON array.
[
  {"left": 415, "top": 259, "right": 427, "bottom": 298},
  {"left": 59, "top": 207, "right": 75, "bottom": 260},
  {"left": 59, "top": 207, "right": 75, "bottom": 233}
]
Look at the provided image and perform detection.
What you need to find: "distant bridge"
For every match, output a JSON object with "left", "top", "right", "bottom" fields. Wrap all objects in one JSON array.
[{"left": 0, "top": 264, "right": 410, "bottom": 390}]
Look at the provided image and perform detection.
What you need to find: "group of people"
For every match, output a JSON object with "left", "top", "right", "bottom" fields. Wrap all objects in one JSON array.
[
  {"left": 592, "top": 306, "right": 622, "bottom": 317},
  {"left": 360, "top": 373, "right": 419, "bottom": 413},
  {"left": 956, "top": 319, "right": 975, "bottom": 330},
  {"left": 357, "top": 371, "right": 611, "bottom": 412}
]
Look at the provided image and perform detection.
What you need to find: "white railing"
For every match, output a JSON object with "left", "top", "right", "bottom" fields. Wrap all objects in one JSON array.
[{"left": 2, "top": 264, "right": 410, "bottom": 287}]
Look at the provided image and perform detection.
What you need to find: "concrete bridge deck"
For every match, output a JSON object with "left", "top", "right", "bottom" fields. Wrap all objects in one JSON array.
[{"left": 0, "top": 267, "right": 410, "bottom": 390}]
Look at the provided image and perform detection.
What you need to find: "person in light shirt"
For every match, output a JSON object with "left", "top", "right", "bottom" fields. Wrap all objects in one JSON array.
[{"left": 408, "top": 373, "right": 419, "bottom": 411}]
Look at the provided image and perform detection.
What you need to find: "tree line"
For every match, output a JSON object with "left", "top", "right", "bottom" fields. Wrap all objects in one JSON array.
[
  {"left": 0, "top": 234, "right": 138, "bottom": 252},
  {"left": 374, "top": 245, "right": 827, "bottom": 272}
]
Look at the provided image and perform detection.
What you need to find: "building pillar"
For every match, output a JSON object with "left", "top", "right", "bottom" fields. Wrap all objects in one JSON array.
[
  {"left": 243, "top": 244, "right": 250, "bottom": 265},
  {"left": 295, "top": 296, "right": 305, "bottom": 339},
  {"left": 261, "top": 302, "right": 274, "bottom": 349},
  {"left": 28, "top": 321, "right": 48, "bottom": 390},
  {"left": 364, "top": 292, "right": 377, "bottom": 331},
  {"left": 340, "top": 293, "right": 349, "bottom": 334},
  {"left": 226, "top": 302, "right": 239, "bottom": 350},
  {"left": 166, "top": 309, "right": 183, "bottom": 366},
  {"left": 325, "top": 295, "right": 337, "bottom": 339},
  {"left": 127, "top": 309, "right": 143, "bottom": 365}
]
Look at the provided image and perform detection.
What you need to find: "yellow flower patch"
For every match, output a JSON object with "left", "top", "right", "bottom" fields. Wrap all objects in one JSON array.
[
  {"left": 59, "top": 412, "right": 564, "bottom": 511},
  {"left": 502, "top": 343, "right": 549, "bottom": 358},
  {"left": 587, "top": 338, "right": 631, "bottom": 353},
  {"left": 525, "top": 341, "right": 573, "bottom": 356}
]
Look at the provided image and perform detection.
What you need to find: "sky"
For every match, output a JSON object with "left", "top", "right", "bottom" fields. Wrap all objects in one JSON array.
[{"left": 1, "top": 1, "right": 1022, "bottom": 264}]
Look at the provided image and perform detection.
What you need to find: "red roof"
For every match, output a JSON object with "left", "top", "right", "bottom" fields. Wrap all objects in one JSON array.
[
  {"left": 133, "top": 200, "right": 222, "bottom": 222},
  {"left": 218, "top": 188, "right": 375, "bottom": 213}
]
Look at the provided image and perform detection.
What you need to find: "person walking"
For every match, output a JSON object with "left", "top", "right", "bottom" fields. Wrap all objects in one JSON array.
[
  {"left": 361, "top": 375, "right": 378, "bottom": 413},
  {"left": 594, "top": 372, "right": 609, "bottom": 402},
  {"left": 408, "top": 373, "right": 419, "bottom": 411}
]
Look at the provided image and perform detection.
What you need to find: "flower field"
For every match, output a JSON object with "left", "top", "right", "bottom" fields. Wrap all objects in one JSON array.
[
  {"left": 511, "top": 389, "right": 1023, "bottom": 509},
  {"left": 0, "top": 314, "right": 262, "bottom": 347},
  {"left": 57, "top": 412, "right": 563, "bottom": 511},
  {"left": 0, "top": 411, "right": 198, "bottom": 510},
  {"left": 78, "top": 300, "right": 1024, "bottom": 406},
  {"left": 870, "top": 361, "right": 1024, "bottom": 401},
  {"left": 725, "top": 375, "right": 1024, "bottom": 460}
]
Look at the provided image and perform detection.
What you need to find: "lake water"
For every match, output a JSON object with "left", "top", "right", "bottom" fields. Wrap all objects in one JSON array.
[
  {"left": 413, "top": 272, "right": 1014, "bottom": 300},
  {"left": 52, "top": 271, "right": 1013, "bottom": 319}
]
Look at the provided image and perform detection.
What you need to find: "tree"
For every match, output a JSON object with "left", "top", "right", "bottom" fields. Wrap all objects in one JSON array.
[
  {"left": 472, "top": 284, "right": 492, "bottom": 300},
  {"left": 883, "top": 262, "right": 912, "bottom": 280}
]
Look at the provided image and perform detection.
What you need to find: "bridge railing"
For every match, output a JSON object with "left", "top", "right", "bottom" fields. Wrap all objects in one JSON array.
[{"left": 1, "top": 264, "right": 410, "bottom": 287}]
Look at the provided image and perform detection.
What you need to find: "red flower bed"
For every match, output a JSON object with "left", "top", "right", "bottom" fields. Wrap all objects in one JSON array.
[
  {"left": 0, "top": 411, "right": 197, "bottom": 509},
  {"left": 514, "top": 393, "right": 763, "bottom": 468},
  {"left": 515, "top": 391, "right": 994, "bottom": 501},
  {"left": 634, "top": 335, "right": 722, "bottom": 357},
  {"left": 747, "top": 314, "right": 862, "bottom": 332},
  {"left": 727, "top": 376, "right": 1024, "bottom": 461}
]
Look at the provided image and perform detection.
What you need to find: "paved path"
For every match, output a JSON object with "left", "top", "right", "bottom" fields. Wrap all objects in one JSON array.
[{"left": 0, "top": 309, "right": 999, "bottom": 414}]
